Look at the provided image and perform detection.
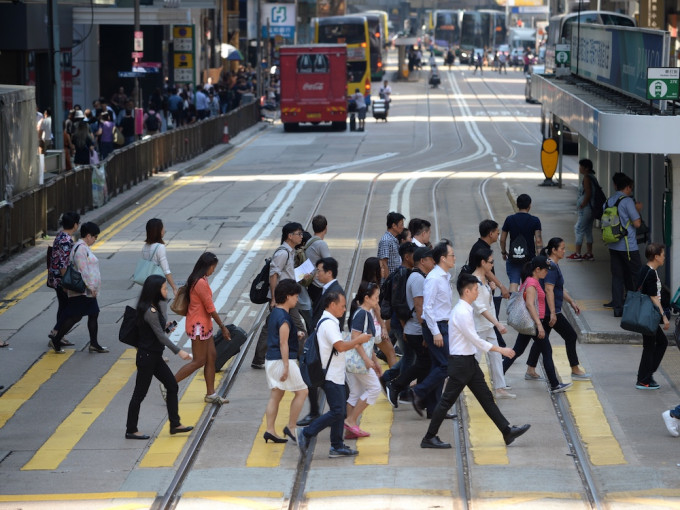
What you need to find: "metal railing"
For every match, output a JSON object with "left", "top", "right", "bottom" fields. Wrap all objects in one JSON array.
[{"left": 0, "top": 102, "right": 260, "bottom": 260}]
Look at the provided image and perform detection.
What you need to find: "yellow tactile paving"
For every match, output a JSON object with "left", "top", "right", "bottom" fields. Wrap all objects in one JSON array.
[
  {"left": 182, "top": 491, "right": 284, "bottom": 509},
  {"left": 553, "top": 346, "right": 626, "bottom": 466},
  {"left": 139, "top": 366, "right": 227, "bottom": 468},
  {"left": 463, "top": 353, "right": 509, "bottom": 465},
  {"left": 305, "top": 488, "right": 453, "bottom": 498},
  {"left": 22, "top": 349, "right": 138, "bottom": 470},
  {"left": 0, "top": 491, "right": 156, "bottom": 502},
  {"left": 0, "top": 350, "right": 74, "bottom": 429},
  {"left": 246, "top": 392, "right": 294, "bottom": 467},
  {"left": 353, "top": 389, "right": 392, "bottom": 465}
]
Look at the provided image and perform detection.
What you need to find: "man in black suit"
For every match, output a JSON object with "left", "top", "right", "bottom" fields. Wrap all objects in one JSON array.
[{"left": 299, "top": 257, "right": 346, "bottom": 427}]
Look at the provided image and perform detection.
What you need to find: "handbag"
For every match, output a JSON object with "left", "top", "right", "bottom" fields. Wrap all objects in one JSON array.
[
  {"left": 113, "top": 127, "right": 124, "bottom": 146},
  {"left": 89, "top": 150, "right": 100, "bottom": 166},
  {"left": 506, "top": 282, "right": 537, "bottom": 336},
  {"left": 132, "top": 244, "right": 164, "bottom": 285},
  {"left": 170, "top": 285, "right": 189, "bottom": 316},
  {"left": 61, "top": 245, "right": 86, "bottom": 294},
  {"left": 620, "top": 267, "right": 661, "bottom": 336}
]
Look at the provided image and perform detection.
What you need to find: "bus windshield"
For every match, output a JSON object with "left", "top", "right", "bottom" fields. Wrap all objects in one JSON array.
[{"left": 318, "top": 23, "right": 366, "bottom": 45}]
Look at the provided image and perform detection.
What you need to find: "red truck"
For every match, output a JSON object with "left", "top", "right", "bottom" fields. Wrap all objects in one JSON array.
[{"left": 279, "top": 44, "right": 348, "bottom": 131}]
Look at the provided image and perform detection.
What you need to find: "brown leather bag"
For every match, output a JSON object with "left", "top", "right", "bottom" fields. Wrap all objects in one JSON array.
[{"left": 170, "top": 285, "right": 188, "bottom": 316}]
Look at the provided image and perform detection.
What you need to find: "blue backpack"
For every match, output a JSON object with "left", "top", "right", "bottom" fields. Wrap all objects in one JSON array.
[{"left": 299, "top": 318, "right": 334, "bottom": 388}]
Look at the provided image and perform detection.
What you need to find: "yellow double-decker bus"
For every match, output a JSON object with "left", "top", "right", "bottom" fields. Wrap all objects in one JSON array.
[{"left": 315, "top": 16, "right": 372, "bottom": 96}]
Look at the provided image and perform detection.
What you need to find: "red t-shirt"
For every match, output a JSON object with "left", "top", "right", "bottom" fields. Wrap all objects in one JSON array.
[{"left": 185, "top": 277, "right": 216, "bottom": 338}]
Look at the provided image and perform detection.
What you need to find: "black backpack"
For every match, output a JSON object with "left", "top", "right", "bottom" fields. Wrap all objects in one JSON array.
[
  {"left": 119, "top": 306, "right": 139, "bottom": 347},
  {"left": 589, "top": 175, "right": 607, "bottom": 220},
  {"left": 508, "top": 233, "right": 530, "bottom": 265},
  {"left": 145, "top": 113, "right": 159, "bottom": 131},
  {"left": 299, "top": 318, "right": 334, "bottom": 388},
  {"left": 379, "top": 266, "right": 412, "bottom": 321},
  {"left": 249, "top": 248, "right": 288, "bottom": 304}
]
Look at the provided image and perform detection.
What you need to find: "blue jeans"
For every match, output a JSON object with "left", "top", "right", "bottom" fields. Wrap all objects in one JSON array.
[
  {"left": 383, "top": 315, "right": 411, "bottom": 382},
  {"left": 414, "top": 321, "right": 449, "bottom": 412},
  {"left": 302, "top": 380, "right": 346, "bottom": 449},
  {"left": 575, "top": 205, "right": 594, "bottom": 246},
  {"left": 505, "top": 260, "right": 523, "bottom": 285},
  {"left": 671, "top": 405, "right": 680, "bottom": 419}
]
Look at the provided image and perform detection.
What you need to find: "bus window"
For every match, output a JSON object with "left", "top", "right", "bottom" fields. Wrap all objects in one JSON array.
[
  {"left": 318, "top": 24, "right": 366, "bottom": 44},
  {"left": 347, "top": 61, "right": 367, "bottom": 84}
]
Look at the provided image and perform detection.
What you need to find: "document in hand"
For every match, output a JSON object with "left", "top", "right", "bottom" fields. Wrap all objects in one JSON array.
[{"left": 294, "top": 259, "right": 315, "bottom": 282}]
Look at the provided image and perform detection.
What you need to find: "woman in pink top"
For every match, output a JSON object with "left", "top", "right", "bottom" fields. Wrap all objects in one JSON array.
[
  {"left": 97, "top": 112, "right": 115, "bottom": 160},
  {"left": 174, "top": 252, "right": 231, "bottom": 404},
  {"left": 502, "top": 256, "right": 572, "bottom": 393}
]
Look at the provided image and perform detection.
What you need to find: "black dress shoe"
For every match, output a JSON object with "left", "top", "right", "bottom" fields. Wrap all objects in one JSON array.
[
  {"left": 410, "top": 388, "right": 424, "bottom": 417},
  {"left": 613, "top": 309, "right": 623, "bottom": 318},
  {"left": 445, "top": 412, "right": 457, "bottom": 419},
  {"left": 503, "top": 424, "right": 531, "bottom": 445},
  {"left": 420, "top": 435, "right": 452, "bottom": 449},
  {"left": 296, "top": 413, "right": 319, "bottom": 427},
  {"left": 170, "top": 425, "right": 194, "bottom": 435},
  {"left": 603, "top": 301, "right": 614, "bottom": 308},
  {"left": 125, "top": 432, "right": 150, "bottom": 440}
]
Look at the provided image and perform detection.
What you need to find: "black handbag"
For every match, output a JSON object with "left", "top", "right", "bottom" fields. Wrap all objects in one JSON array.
[
  {"left": 620, "top": 267, "right": 660, "bottom": 336},
  {"left": 61, "top": 245, "right": 86, "bottom": 294}
]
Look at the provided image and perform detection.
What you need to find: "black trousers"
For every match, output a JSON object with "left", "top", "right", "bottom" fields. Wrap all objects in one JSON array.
[
  {"left": 390, "top": 333, "right": 431, "bottom": 394},
  {"left": 502, "top": 317, "right": 560, "bottom": 388},
  {"left": 126, "top": 350, "right": 180, "bottom": 433},
  {"left": 609, "top": 249, "right": 642, "bottom": 311},
  {"left": 52, "top": 285, "right": 69, "bottom": 332},
  {"left": 527, "top": 312, "right": 579, "bottom": 368},
  {"left": 427, "top": 355, "right": 509, "bottom": 438},
  {"left": 637, "top": 326, "right": 668, "bottom": 384}
]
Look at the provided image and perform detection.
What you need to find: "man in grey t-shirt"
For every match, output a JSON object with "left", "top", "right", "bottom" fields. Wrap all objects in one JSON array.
[
  {"left": 386, "top": 246, "right": 436, "bottom": 408},
  {"left": 306, "top": 215, "right": 331, "bottom": 309}
]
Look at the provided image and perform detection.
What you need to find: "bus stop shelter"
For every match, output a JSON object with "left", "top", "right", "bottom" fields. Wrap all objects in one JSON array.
[{"left": 393, "top": 37, "right": 419, "bottom": 81}]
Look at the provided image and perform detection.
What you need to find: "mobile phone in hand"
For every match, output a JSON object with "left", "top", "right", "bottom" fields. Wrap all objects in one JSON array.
[{"left": 165, "top": 320, "right": 178, "bottom": 333}]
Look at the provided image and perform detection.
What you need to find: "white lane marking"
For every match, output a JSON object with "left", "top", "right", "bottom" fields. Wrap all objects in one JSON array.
[
  {"left": 511, "top": 140, "right": 535, "bottom": 146},
  {"left": 169, "top": 152, "right": 398, "bottom": 345},
  {"left": 232, "top": 305, "right": 250, "bottom": 327}
]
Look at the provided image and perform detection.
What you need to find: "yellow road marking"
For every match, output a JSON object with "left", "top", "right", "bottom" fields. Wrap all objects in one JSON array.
[
  {"left": 0, "top": 143, "right": 248, "bottom": 317},
  {"left": 463, "top": 354, "right": 509, "bottom": 465},
  {"left": 182, "top": 491, "right": 284, "bottom": 509},
  {"left": 354, "top": 386, "right": 391, "bottom": 465},
  {"left": 246, "top": 392, "right": 294, "bottom": 467},
  {"left": 574, "top": 299, "right": 610, "bottom": 312},
  {"left": 0, "top": 350, "right": 74, "bottom": 429},
  {"left": 139, "top": 366, "right": 227, "bottom": 468},
  {"left": 0, "top": 492, "right": 156, "bottom": 502},
  {"left": 553, "top": 346, "right": 626, "bottom": 466},
  {"left": 22, "top": 349, "right": 138, "bottom": 470},
  {"left": 476, "top": 491, "right": 585, "bottom": 502},
  {"left": 305, "top": 488, "right": 453, "bottom": 498}
]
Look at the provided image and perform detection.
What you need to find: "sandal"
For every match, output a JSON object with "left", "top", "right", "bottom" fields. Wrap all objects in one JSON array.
[
  {"left": 204, "top": 393, "right": 229, "bottom": 405},
  {"left": 0, "top": 340, "right": 8, "bottom": 348}
]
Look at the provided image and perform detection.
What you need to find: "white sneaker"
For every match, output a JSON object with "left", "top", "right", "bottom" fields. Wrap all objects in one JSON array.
[
  {"left": 662, "top": 410, "right": 680, "bottom": 437},
  {"left": 495, "top": 388, "right": 516, "bottom": 399}
]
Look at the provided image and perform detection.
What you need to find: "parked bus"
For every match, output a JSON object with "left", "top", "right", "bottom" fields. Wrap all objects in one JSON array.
[
  {"left": 315, "top": 15, "right": 372, "bottom": 96},
  {"left": 459, "top": 9, "right": 506, "bottom": 63},
  {"left": 433, "top": 9, "right": 461, "bottom": 55},
  {"left": 544, "top": 10, "right": 635, "bottom": 71},
  {"left": 364, "top": 13, "right": 386, "bottom": 80},
  {"left": 279, "top": 45, "right": 348, "bottom": 132},
  {"left": 365, "top": 10, "right": 389, "bottom": 42}
]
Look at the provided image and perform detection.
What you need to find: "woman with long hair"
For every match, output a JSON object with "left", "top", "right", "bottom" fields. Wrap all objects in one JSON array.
[
  {"left": 47, "top": 211, "right": 80, "bottom": 347},
  {"left": 263, "top": 279, "right": 308, "bottom": 444},
  {"left": 98, "top": 111, "right": 115, "bottom": 159},
  {"left": 142, "top": 218, "right": 178, "bottom": 295},
  {"left": 502, "top": 256, "right": 572, "bottom": 393},
  {"left": 174, "top": 252, "right": 230, "bottom": 404},
  {"left": 126, "top": 275, "right": 193, "bottom": 439},
  {"left": 72, "top": 120, "right": 94, "bottom": 166}
]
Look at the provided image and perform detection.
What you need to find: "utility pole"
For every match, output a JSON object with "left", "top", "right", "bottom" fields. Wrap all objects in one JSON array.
[
  {"left": 134, "top": 0, "right": 142, "bottom": 108},
  {"left": 47, "top": 0, "right": 63, "bottom": 150},
  {"left": 256, "top": 0, "right": 263, "bottom": 100}
]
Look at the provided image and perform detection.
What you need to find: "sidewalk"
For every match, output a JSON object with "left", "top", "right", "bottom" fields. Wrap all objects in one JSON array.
[{"left": 0, "top": 123, "right": 267, "bottom": 294}]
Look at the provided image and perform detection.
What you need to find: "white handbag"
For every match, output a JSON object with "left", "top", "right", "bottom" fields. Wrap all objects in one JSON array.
[{"left": 506, "top": 283, "right": 537, "bottom": 336}]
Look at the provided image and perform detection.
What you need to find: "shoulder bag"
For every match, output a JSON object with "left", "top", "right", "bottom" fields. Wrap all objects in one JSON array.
[
  {"left": 133, "top": 244, "right": 165, "bottom": 285},
  {"left": 507, "top": 282, "right": 538, "bottom": 336},
  {"left": 170, "top": 285, "right": 189, "bottom": 316},
  {"left": 620, "top": 267, "right": 661, "bottom": 336},
  {"left": 61, "top": 245, "right": 87, "bottom": 294}
]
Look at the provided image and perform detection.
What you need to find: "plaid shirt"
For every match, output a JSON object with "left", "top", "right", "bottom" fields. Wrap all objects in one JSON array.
[{"left": 378, "top": 231, "right": 401, "bottom": 275}]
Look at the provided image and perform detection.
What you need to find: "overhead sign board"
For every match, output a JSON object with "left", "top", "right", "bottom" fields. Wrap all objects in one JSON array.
[
  {"left": 172, "top": 24, "right": 195, "bottom": 86},
  {"left": 647, "top": 67, "right": 680, "bottom": 99},
  {"left": 262, "top": 4, "right": 296, "bottom": 39}
]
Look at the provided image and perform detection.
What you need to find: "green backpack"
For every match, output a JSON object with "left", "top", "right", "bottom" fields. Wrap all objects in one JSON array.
[{"left": 601, "top": 195, "right": 630, "bottom": 245}]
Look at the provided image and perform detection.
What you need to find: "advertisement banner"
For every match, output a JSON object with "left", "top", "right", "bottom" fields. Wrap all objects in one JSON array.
[
  {"left": 262, "top": 4, "right": 296, "bottom": 39},
  {"left": 571, "top": 24, "right": 669, "bottom": 102}
]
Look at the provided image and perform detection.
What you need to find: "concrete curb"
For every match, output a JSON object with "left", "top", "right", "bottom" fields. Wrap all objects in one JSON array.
[{"left": 0, "top": 122, "right": 268, "bottom": 294}]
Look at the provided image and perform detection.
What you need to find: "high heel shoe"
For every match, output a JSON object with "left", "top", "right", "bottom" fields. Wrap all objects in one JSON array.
[
  {"left": 283, "top": 426, "right": 297, "bottom": 443},
  {"left": 263, "top": 431, "right": 288, "bottom": 444}
]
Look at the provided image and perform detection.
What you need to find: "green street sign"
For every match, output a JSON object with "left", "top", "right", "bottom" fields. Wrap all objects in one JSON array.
[
  {"left": 555, "top": 44, "right": 570, "bottom": 67},
  {"left": 647, "top": 67, "right": 680, "bottom": 100}
]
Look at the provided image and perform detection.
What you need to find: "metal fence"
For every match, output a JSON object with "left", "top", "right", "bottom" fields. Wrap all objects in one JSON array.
[{"left": 0, "top": 102, "right": 260, "bottom": 260}]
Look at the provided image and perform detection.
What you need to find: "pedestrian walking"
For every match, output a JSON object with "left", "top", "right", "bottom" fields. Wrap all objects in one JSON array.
[
  {"left": 305, "top": 215, "right": 332, "bottom": 310},
  {"left": 98, "top": 112, "right": 115, "bottom": 159},
  {"left": 296, "top": 291, "right": 372, "bottom": 458},
  {"left": 470, "top": 248, "right": 515, "bottom": 398},
  {"left": 635, "top": 243, "right": 669, "bottom": 390},
  {"left": 72, "top": 121, "right": 95, "bottom": 166},
  {"left": 500, "top": 194, "right": 543, "bottom": 292},
  {"left": 351, "top": 88, "right": 367, "bottom": 131},
  {"left": 526, "top": 238, "right": 590, "bottom": 380},
  {"left": 142, "top": 218, "right": 179, "bottom": 295},
  {"left": 48, "top": 222, "right": 109, "bottom": 354},
  {"left": 420, "top": 272, "right": 530, "bottom": 449},
  {"left": 174, "top": 252, "right": 230, "bottom": 405},
  {"left": 263, "top": 279, "right": 308, "bottom": 444},
  {"left": 126, "top": 275, "right": 193, "bottom": 440},
  {"left": 409, "top": 218, "right": 432, "bottom": 248},
  {"left": 47, "top": 211, "right": 80, "bottom": 347},
  {"left": 344, "top": 282, "right": 384, "bottom": 439},
  {"left": 568, "top": 159, "right": 597, "bottom": 261},
  {"left": 603, "top": 172, "right": 643, "bottom": 317},
  {"left": 378, "top": 211, "right": 406, "bottom": 278},
  {"left": 662, "top": 404, "right": 680, "bottom": 437},
  {"left": 38, "top": 108, "right": 53, "bottom": 152},
  {"left": 502, "top": 256, "right": 572, "bottom": 393}
]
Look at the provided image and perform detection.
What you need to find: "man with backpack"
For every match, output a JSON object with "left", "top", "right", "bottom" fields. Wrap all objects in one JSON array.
[
  {"left": 143, "top": 107, "right": 161, "bottom": 135},
  {"left": 602, "top": 172, "right": 643, "bottom": 317},
  {"left": 251, "top": 222, "right": 308, "bottom": 369},
  {"left": 567, "top": 159, "right": 604, "bottom": 261},
  {"left": 305, "top": 215, "right": 332, "bottom": 310},
  {"left": 500, "top": 194, "right": 543, "bottom": 292}
]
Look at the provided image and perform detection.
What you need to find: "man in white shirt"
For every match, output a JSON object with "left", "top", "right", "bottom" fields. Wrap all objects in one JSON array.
[
  {"left": 409, "top": 218, "right": 431, "bottom": 248},
  {"left": 421, "top": 273, "right": 530, "bottom": 449},
  {"left": 297, "top": 291, "right": 369, "bottom": 458},
  {"left": 410, "top": 240, "right": 455, "bottom": 417}
]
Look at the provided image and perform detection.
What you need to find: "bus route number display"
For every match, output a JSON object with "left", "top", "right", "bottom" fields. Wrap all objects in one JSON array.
[{"left": 647, "top": 68, "right": 680, "bottom": 100}]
